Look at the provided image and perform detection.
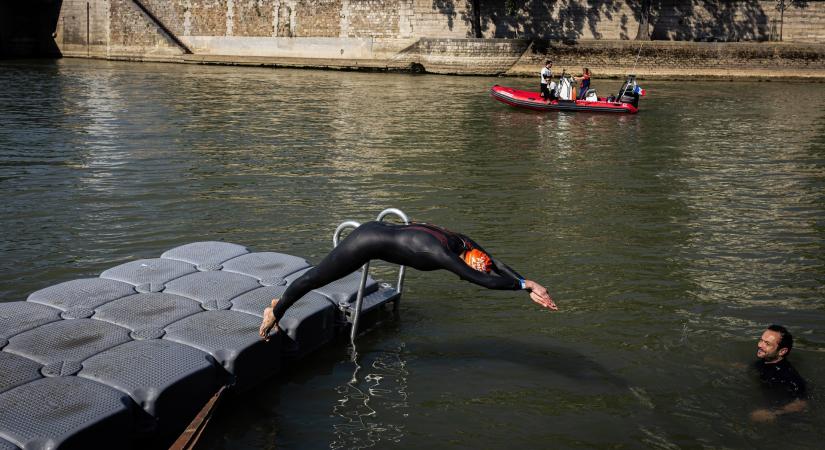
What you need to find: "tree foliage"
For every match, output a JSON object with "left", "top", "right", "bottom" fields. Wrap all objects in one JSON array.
[{"left": 434, "top": 0, "right": 811, "bottom": 42}]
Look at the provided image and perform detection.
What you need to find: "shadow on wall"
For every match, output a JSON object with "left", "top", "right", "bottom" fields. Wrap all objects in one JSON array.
[
  {"left": 0, "top": 0, "right": 63, "bottom": 58},
  {"left": 650, "top": 0, "right": 810, "bottom": 42},
  {"left": 432, "top": 0, "right": 811, "bottom": 43}
]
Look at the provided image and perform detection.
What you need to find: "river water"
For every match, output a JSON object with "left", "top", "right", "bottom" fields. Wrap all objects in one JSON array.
[{"left": 1, "top": 59, "right": 823, "bottom": 449}]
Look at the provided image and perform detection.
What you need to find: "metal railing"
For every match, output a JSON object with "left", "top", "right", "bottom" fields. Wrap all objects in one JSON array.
[{"left": 332, "top": 208, "right": 410, "bottom": 343}]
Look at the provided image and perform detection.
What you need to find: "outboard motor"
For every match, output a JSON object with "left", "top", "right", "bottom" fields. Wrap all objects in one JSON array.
[{"left": 617, "top": 75, "right": 640, "bottom": 108}]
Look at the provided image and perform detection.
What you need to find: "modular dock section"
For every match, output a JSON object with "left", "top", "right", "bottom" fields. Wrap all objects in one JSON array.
[{"left": 0, "top": 241, "right": 400, "bottom": 449}]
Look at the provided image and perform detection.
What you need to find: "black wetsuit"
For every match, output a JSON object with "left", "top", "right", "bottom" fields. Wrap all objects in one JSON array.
[
  {"left": 272, "top": 221, "right": 525, "bottom": 320},
  {"left": 753, "top": 359, "right": 807, "bottom": 407}
]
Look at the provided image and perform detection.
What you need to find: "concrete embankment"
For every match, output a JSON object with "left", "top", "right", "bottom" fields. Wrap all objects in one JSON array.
[
  {"left": 7, "top": 0, "right": 825, "bottom": 80},
  {"left": 507, "top": 40, "right": 825, "bottom": 81},
  {"left": 180, "top": 37, "right": 825, "bottom": 82},
  {"left": 65, "top": 37, "right": 825, "bottom": 81}
]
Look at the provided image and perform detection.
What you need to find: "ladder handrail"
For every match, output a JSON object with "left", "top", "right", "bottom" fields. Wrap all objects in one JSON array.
[
  {"left": 375, "top": 208, "right": 410, "bottom": 294},
  {"left": 331, "top": 220, "right": 369, "bottom": 344},
  {"left": 350, "top": 261, "right": 371, "bottom": 344},
  {"left": 333, "top": 221, "right": 362, "bottom": 247},
  {"left": 332, "top": 208, "right": 409, "bottom": 344}
]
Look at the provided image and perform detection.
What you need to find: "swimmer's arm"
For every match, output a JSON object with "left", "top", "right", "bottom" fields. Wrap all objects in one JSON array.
[
  {"left": 459, "top": 236, "right": 524, "bottom": 280},
  {"left": 441, "top": 254, "right": 521, "bottom": 290},
  {"left": 461, "top": 237, "right": 557, "bottom": 310},
  {"left": 750, "top": 399, "right": 808, "bottom": 422},
  {"left": 489, "top": 257, "right": 557, "bottom": 310},
  {"left": 778, "top": 398, "right": 808, "bottom": 415},
  {"left": 489, "top": 257, "right": 524, "bottom": 281},
  {"left": 442, "top": 254, "right": 558, "bottom": 309}
]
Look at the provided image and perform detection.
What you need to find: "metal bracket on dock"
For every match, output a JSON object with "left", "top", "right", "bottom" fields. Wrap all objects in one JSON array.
[{"left": 333, "top": 208, "right": 410, "bottom": 344}]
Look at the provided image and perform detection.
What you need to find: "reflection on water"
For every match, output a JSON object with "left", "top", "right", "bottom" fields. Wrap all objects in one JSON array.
[
  {"left": 331, "top": 345, "right": 409, "bottom": 449},
  {"left": 1, "top": 59, "right": 824, "bottom": 449}
]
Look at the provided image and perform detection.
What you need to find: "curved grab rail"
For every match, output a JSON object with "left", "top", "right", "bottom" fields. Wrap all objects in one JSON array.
[
  {"left": 333, "top": 221, "right": 362, "bottom": 247},
  {"left": 376, "top": 208, "right": 409, "bottom": 223},
  {"left": 375, "top": 208, "right": 410, "bottom": 294}
]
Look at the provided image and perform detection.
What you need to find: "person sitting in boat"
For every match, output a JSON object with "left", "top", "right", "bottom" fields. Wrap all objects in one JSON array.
[
  {"left": 575, "top": 68, "right": 591, "bottom": 100},
  {"left": 540, "top": 60, "right": 555, "bottom": 102},
  {"left": 259, "top": 221, "right": 557, "bottom": 340}
]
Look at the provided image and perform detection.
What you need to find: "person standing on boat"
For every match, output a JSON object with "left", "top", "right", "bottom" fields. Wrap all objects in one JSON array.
[
  {"left": 540, "top": 60, "right": 554, "bottom": 102},
  {"left": 259, "top": 221, "right": 557, "bottom": 340},
  {"left": 575, "top": 68, "right": 591, "bottom": 100}
]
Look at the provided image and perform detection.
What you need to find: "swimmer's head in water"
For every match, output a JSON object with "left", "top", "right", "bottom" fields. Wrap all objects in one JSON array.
[
  {"left": 757, "top": 325, "right": 793, "bottom": 362},
  {"left": 463, "top": 249, "right": 492, "bottom": 273}
]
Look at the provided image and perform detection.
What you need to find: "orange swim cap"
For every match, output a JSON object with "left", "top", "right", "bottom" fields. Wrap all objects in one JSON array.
[{"left": 463, "top": 249, "right": 492, "bottom": 273}]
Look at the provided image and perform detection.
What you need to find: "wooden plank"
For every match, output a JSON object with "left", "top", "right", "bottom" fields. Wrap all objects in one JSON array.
[{"left": 169, "top": 385, "right": 227, "bottom": 450}]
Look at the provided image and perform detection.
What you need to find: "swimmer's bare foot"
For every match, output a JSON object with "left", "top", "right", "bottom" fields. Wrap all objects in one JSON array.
[{"left": 259, "top": 298, "right": 279, "bottom": 341}]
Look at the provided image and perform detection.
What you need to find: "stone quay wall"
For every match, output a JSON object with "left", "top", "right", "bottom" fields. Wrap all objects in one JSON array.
[
  {"left": 44, "top": 1, "right": 825, "bottom": 79},
  {"left": 509, "top": 40, "right": 825, "bottom": 80}
]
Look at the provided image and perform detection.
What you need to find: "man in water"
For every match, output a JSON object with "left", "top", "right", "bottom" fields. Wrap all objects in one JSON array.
[
  {"left": 259, "top": 221, "right": 556, "bottom": 340},
  {"left": 750, "top": 324, "right": 808, "bottom": 422}
]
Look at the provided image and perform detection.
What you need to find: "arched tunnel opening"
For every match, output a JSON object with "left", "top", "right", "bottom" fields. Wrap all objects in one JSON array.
[{"left": 1, "top": 0, "right": 63, "bottom": 58}]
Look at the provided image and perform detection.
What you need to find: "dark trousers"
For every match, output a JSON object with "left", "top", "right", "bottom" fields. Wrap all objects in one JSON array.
[{"left": 540, "top": 83, "right": 551, "bottom": 100}]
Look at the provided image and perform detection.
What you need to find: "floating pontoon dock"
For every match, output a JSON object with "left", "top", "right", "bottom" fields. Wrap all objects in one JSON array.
[{"left": 0, "top": 229, "right": 403, "bottom": 450}]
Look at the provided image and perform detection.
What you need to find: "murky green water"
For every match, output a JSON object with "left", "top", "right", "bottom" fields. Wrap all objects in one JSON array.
[{"left": 1, "top": 59, "right": 823, "bottom": 449}]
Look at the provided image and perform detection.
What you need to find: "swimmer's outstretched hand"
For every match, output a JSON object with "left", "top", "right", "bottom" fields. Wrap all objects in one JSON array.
[
  {"left": 524, "top": 280, "right": 558, "bottom": 311},
  {"left": 530, "top": 291, "right": 558, "bottom": 310},
  {"left": 258, "top": 298, "right": 280, "bottom": 342}
]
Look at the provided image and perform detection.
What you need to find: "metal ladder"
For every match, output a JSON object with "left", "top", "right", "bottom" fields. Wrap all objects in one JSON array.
[{"left": 332, "top": 208, "right": 410, "bottom": 344}]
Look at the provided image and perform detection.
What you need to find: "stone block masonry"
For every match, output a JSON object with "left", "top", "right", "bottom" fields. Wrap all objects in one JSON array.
[
  {"left": 41, "top": 1, "right": 825, "bottom": 79},
  {"left": 508, "top": 40, "right": 825, "bottom": 80}
]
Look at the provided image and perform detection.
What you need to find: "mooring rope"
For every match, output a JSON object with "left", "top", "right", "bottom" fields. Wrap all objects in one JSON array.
[{"left": 630, "top": 7, "right": 651, "bottom": 74}]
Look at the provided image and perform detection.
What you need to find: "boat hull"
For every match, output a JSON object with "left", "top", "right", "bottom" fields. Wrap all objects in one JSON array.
[{"left": 490, "top": 85, "right": 638, "bottom": 114}]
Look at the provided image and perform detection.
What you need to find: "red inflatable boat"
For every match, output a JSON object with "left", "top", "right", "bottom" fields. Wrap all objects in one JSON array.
[{"left": 490, "top": 75, "right": 644, "bottom": 114}]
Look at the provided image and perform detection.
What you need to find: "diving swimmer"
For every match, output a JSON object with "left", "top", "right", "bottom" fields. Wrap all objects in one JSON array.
[{"left": 258, "top": 221, "right": 556, "bottom": 340}]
